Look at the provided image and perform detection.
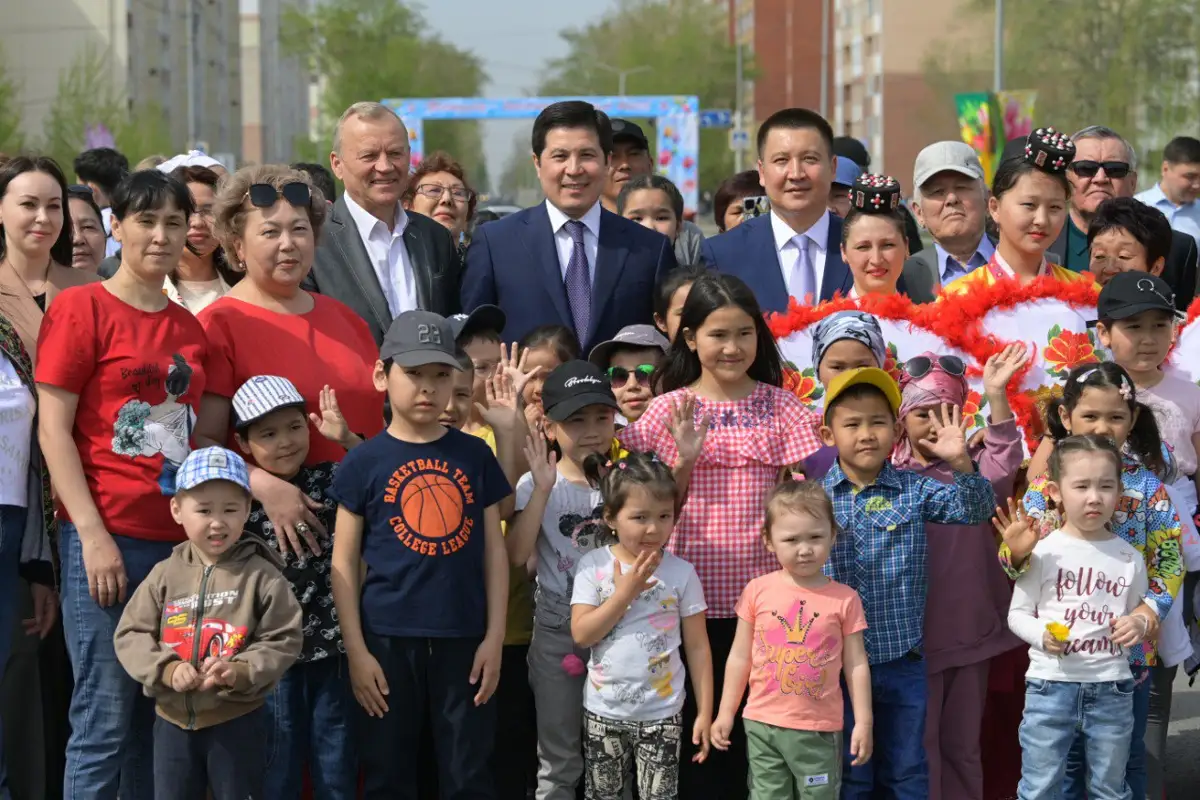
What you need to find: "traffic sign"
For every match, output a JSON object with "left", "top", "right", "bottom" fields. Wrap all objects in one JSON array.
[
  {"left": 700, "top": 109, "right": 733, "bottom": 128},
  {"left": 729, "top": 129, "right": 751, "bottom": 151}
]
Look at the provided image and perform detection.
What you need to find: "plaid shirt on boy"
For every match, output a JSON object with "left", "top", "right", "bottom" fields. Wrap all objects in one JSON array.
[{"left": 821, "top": 460, "right": 995, "bottom": 664}]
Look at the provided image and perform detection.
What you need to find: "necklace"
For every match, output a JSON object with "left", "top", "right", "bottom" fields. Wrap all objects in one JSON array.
[{"left": 2, "top": 257, "right": 52, "bottom": 297}]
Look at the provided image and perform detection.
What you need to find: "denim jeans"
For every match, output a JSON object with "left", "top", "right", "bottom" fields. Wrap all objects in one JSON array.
[
  {"left": 1018, "top": 678, "right": 1135, "bottom": 800},
  {"left": 1060, "top": 665, "right": 1148, "bottom": 800},
  {"left": 841, "top": 654, "right": 929, "bottom": 800},
  {"left": 60, "top": 522, "right": 176, "bottom": 800},
  {"left": 0, "top": 505, "right": 27, "bottom": 800},
  {"left": 264, "top": 654, "right": 357, "bottom": 799}
]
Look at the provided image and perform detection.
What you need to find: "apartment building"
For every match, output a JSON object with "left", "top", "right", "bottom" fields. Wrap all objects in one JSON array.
[{"left": 240, "top": 0, "right": 312, "bottom": 164}]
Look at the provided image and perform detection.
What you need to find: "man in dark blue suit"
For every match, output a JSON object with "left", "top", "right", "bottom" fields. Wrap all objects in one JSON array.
[
  {"left": 701, "top": 108, "right": 855, "bottom": 312},
  {"left": 460, "top": 101, "right": 677, "bottom": 352}
]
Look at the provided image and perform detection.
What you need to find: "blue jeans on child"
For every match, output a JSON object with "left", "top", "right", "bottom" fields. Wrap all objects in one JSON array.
[
  {"left": 1059, "top": 665, "right": 1148, "bottom": 800},
  {"left": 841, "top": 653, "right": 929, "bottom": 800},
  {"left": 0, "top": 505, "right": 27, "bottom": 800},
  {"left": 1017, "top": 678, "right": 1135, "bottom": 800},
  {"left": 60, "top": 522, "right": 176, "bottom": 800},
  {"left": 264, "top": 654, "right": 357, "bottom": 799}
]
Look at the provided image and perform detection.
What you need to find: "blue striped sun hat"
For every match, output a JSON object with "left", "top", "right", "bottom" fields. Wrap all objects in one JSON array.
[
  {"left": 232, "top": 375, "right": 306, "bottom": 430},
  {"left": 175, "top": 447, "right": 251, "bottom": 493}
]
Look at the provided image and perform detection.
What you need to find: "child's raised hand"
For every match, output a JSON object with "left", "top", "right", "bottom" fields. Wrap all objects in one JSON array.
[
  {"left": 691, "top": 714, "right": 712, "bottom": 763},
  {"left": 198, "top": 657, "right": 237, "bottom": 690},
  {"left": 612, "top": 549, "right": 661, "bottom": 600},
  {"left": 849, "top": 722, "right": 873, "bottom": 766},
  {"left": 169, "top": 661, "right": 201, "bottom": 693},
  {"left": 983, "top": 343, "right": 1030, "bottom": 395},
  {"left": 992, "top": 497, "right": 1039, "bottom": 560},
  {"left": 349, "top": 651, "right": 390, "bottom": 718},
  {"left": 523, "top": 433, "right": 558, "bottom": 492},
  {"left": 500, "top": 342, "right": 544, "bottom": 401},
  {"left": 309, "top": 385, "right": 356, "bottom": 447},
  {"left": 920, "top": 403, "right": 972, "bottom": 470},
  {"left": 710, "top": 714, "right": 734, "bottom": 751},
  {"left": 669, "top": 392, "right": 711, "bottom": 466},
  {"left": 477, "top": 371, "right": 522, "bottom": 432},
  {"left": 524, "top": 402, "right": 544, "bottom": 434},
  {"left": 1111, "top": 613, "right": 1151, "bottom": 648}
]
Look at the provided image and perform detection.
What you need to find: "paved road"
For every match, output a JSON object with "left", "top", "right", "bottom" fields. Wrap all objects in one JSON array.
[{"left": 1167, "top": 667, "right": 1200, "bottom": 796}]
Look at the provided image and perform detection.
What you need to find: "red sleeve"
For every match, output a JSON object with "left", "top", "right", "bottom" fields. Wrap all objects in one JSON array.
[
  {"left": 197, "top": 305, "right": 236, "bottom": 398},
  {"left": 34, "top": 286, "right": 98, "bottom": 393},
  {"left": 617, "top": 392, "right": 680, "bottom": 464},
  {"left": 775, "top": 388, "right": 824, "bottom": 463}
]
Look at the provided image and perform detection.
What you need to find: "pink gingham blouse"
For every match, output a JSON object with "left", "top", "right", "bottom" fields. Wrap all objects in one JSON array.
[{"left": 618, "top": 383, "right": 824, "bottom": 617}]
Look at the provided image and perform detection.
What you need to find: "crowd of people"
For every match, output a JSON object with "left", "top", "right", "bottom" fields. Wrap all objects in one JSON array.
[{"left": 0, "top": 93, "right": 1199, "bottom": 800}]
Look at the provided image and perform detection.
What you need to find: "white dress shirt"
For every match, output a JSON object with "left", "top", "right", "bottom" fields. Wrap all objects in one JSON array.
[
  {"left": 771, "top": 209, "right": 830, "bottom": 301},
  {"left": 1137, "top": 184, "right": 1200, "bottom": 249},
  {"left": 546, "top": 200, "right": 601, "bottom": 284},
  {"left": 343, "top": 192, "right": 418, "bottom": 317},
  {"left": 100, "top": 207, "right": 120, "bottom": 257}
]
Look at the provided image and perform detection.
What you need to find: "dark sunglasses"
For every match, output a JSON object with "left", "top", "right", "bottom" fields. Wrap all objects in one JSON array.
[
  {"left": 904, "top": 355, "right": 966, "bottom": 379},
  {"left": 1069, "top": 161, "right": 1131, "bottom": 180},
  {"left": 607, "top": 364, "right": 655, "bottom": 387},
  {"left": 244, "top": 182, "right": 311, "bottom": 209}
]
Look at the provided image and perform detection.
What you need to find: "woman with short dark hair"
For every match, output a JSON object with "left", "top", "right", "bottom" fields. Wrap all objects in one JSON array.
[{"left": 712, "top": 170, "right": 766, "bottom": 233}]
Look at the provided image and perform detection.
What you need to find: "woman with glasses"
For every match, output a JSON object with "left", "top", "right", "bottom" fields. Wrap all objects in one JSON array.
[
  {"left": 35, "top": 169, "right": 207, "bottom": 799},
  {"left": 67, "top": 184, "right": 108, "bottom": 272},
  {"left": 402, "top": 151, "right": 477, "bottom": 251},
  {"left": 164, "top": 165, "right": 241, "bottom": 313}
]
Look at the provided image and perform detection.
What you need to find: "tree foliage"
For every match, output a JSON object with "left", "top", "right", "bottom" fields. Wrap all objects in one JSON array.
[
  {"left": 924, "top": 0, "right": 1200, "bottom": 162},
  {"left": 0, "top": 44, "right": 24, "bottom": 156},
  {"left": 504, "top": 0, "right": 748, "bottom": 196},
  {"left": 282, "top": 0, "right": 488, "bottom": 184}
]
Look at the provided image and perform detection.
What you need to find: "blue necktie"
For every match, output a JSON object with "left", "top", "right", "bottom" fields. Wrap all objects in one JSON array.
[{"left": 564, "top": 220, "right": 591, "bottom": 340}]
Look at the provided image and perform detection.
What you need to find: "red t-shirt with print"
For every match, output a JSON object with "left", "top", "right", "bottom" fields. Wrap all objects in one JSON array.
[
  {"left": 35, "top": 283, "right": 208, "bottom": 541},
  {"left": 198, "top": 293, "right": 384, "bottom": 465}
]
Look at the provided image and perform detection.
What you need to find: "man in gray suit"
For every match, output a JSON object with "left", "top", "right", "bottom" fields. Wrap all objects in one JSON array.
[
  {"left": 306, "top": 102, "right": 460, "bottom": 344},
  {"left": 902, "top": 142, "right": 995, "bottom": 302}
]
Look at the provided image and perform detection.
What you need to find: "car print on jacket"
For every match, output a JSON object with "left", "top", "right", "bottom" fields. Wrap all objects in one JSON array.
[{"left": 161, "top": 600, "right": 249, "bottom": 660}]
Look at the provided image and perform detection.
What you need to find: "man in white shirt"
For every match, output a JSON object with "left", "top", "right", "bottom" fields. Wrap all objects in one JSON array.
[
  {"left": 307, "top": 102, "right": 460, "bottom": 345},
  {"left": 73, "top": 147, "right": 130, "bottom": 257},
  {"left": 1136, "top": 135, "right": 1200, "bottom": 249}
]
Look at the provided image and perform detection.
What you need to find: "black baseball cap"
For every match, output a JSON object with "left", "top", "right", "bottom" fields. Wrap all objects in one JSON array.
[
  {"left": 448, "top": 305, "right": 506, "bottom": 343},
  {"left": 541, "top": 361, "right": 620, "bottom": 422},
  {"left": 380, "top": 310, "right": 462, "bottom": 369},
  {"left": 611, "top": 118, "right": 649, "bottom": 150},
  {"left": 1097, "top": 272, "right": 1182, "bottom": 321}
]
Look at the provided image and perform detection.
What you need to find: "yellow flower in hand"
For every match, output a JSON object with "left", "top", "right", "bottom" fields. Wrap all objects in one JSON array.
[{"left": 1045, "top": 622, "right": 1070, "bottom": 642}]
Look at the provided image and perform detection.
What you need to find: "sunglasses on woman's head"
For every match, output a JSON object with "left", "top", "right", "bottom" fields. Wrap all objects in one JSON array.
[
  {"left": 1069, "top": 161, "right": 1131, "bottom": 180},
  {"left": 244, "top": 182, "right": 311, "bottom": 209},
  {"left": 607, "top": 364, "right": 655, "bottom": 387},
  {"left": 903, "top": 355, "right": 966, "bottom": 379}
]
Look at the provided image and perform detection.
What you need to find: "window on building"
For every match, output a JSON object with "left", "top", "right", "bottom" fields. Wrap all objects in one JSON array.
[{"left": 851, "top": 39, "right": 863, "bottom": 74}]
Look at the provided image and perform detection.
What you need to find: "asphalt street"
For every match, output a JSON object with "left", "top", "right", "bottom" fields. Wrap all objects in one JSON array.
[{"left": 1166, "top": 667, "right": 1200, "bottom": 796}]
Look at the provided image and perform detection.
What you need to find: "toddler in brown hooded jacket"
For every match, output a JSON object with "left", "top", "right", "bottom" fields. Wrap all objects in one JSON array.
[{"left": 114, "top": 446, "right": 303, "bottom": 800}]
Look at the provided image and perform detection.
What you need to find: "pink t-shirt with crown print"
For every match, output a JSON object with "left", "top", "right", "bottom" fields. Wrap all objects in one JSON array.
[{"left": 735, "top": 570, "right": 867, "bottom": 732}]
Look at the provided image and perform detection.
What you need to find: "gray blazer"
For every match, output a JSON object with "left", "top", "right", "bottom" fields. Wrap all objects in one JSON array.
[
  {"left": 901, "top": 235, "right": 998, "bottom": 303},
  {"left": 306, "top": 197, "right": 461, "bottom": 345}
]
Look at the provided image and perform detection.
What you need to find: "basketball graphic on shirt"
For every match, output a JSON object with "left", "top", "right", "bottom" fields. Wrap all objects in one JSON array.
[{"left": 400, "top": 473, "right": 464, "bottom": 539}]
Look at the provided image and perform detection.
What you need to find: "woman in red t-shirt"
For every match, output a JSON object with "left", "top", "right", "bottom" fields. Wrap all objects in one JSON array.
[
  {"left": 193, "top": 165, "right": 382, "bottom": 559},
  {"left": 35, "top": 169, "right": 207, "bottom": 798}
]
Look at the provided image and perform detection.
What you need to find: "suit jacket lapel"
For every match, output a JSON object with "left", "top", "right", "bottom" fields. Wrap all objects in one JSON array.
[
  {"left": 589, "top": 210, "right": 630, "bottom": 345},
  {"left": 330, "top": 198, "right": 392, "bottom": 331},
  {"left": 747, "top": 217, "right": 788, "bottom": 309},
  {"left": 821, "top": 214, "right": 852, "bottom": 301},
  {"left": 402, "top": 219, "right": 433, "bottom": 309},
  {"left": 521, "top": 204, "right": 573, "bottom": 328}
]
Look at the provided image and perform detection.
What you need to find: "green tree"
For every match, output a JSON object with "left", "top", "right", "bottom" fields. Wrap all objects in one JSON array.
[
  {"left": 497, "top": 132, "right": 540, "bottom": 198},
  {"left": 533, "top": 0, "right": 750, "bottom": 195},
  {"left": 282, "top": 0, "right": 488, "bottom": 183},
  {"left": 115, "top": 101, "right": 174, "bottom": 166},
  {"left": 0, "top": 44, "right": 24, "bottom": 155},
  {"left": 924, "top": 0, "right": 1200, "bottom": 161}
]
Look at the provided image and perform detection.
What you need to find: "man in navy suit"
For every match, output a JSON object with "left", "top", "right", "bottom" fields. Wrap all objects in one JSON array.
[
  {"left": 460, "top": 101, "right": 677, "bottom": 352},
  {"left": 700, "top": 108, "right": 853, "bottom": 312}
]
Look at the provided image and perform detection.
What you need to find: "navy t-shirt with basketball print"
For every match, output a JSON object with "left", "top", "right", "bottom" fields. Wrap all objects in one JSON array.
[{"left": 331, "top": 427, "right": 511, "bottom": 638}]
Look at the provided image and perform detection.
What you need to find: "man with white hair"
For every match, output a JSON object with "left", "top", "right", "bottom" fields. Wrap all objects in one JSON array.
[
  {"left": 306, "top": 101, "right": 460, "bottom": 344},
  {"left": 902, "top": 141, "right": 994, "bottom": 302}
]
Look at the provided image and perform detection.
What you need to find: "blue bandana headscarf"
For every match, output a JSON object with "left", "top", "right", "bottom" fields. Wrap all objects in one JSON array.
[{"left": 810, "top": 310, "right": 886, "bottom": 370}]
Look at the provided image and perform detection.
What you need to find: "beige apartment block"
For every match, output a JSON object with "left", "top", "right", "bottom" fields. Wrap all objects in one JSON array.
[{"left": 240, "top": 0, "right": 312, "bottom": 165}]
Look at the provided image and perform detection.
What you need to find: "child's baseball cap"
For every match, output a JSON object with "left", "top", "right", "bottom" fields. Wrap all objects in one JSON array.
[
  {"left": 176, "top": 447, "right": 251, "bottom": 493},
  {"left": 448, "top": 305, "right": 506, "bottom": 343},
  {"left": 381, "top": 310, "right": 462, "bottom": 369},
  {"left": 587, "top": 324, "right": 670, "bottom": 369},
  {"left": 541, "top": 361, "right": 620, "bottom": 422},
  {"left": 822, "top": 367, "right": 902, "bottom": 421},
  {"left": 232, "top": 375, "right": 305, "bottom": 431},
  {"left": 1097, "top": 271, "right": 1182, "bottom": 321}
]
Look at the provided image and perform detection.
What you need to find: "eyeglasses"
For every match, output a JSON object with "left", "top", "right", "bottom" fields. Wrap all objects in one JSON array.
[
  {"left": 415, "top": 184, "right": 474, "bottom": 203},
  {"left": 1069, "top": 161, "right": 1132, "bottom": 180},
  {"left": 607, "top": 364, "right": 655, "bottom": 387},
  {"left": 244, "top": 182, "right": 311, "bottom": 209},
  {"left": 903, "top": 355, "right": 966, "bottom": 379}
]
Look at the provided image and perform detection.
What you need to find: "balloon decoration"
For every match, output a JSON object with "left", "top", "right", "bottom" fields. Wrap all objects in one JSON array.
[{"left": 771, "top": 275, "right": 1101, "bottom": 455}]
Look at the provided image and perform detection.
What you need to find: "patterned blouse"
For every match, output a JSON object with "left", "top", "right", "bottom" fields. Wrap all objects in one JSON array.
[
  {"left": 618, "top": 382, "right": 823, "bottom": 617},
  {"left": 998, "top": 454, "right": 1184, "bottom": 666}
]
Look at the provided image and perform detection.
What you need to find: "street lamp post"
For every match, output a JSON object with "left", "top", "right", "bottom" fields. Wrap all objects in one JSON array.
[
  {"left": 994, "top": 0, "right": 1004, "bottom": 93},
  {"left": 594, "top": 63, "right": 652, "bottom": 96}
]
